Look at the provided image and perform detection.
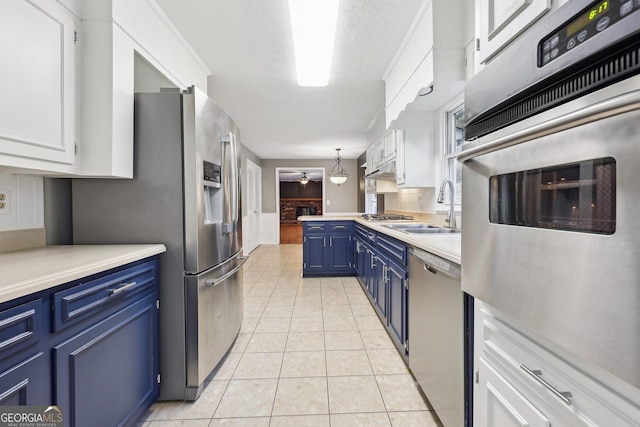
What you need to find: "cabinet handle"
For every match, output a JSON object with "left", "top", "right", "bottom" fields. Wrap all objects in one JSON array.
[
  {"left": 520, "top": 364, "right": 572, "bottom": 405},
  {"left": 309, "top": 226, "right": 323, "bottom": 230},
  {"left": 109, "top": 281, "right": 137, "bottom": 296},
  {"left": 371, "top": 254, "right": 376, "bottom": 269},
  {"left": 330, "top": 237, "right": 333, "bottom": 247},
  {"left": 324, "top": 237, "right": 326, "bottom": 247}
]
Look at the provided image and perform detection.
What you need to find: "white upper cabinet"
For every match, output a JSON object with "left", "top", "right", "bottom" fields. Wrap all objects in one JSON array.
[
  {"left": 384, "top": 0, "right": 466, "bottom": 128},
  {"left": 77, "top": 0, "right": 209, "bottom": 178},
  {"left": 0, "top": 0, "right": 76, "bottom": 171},
  {"left": 0, "top": 0, "right": 209, "bottom": 177},
  {"left": 475, "top": 0, "right": 551, "bottom": 65}
]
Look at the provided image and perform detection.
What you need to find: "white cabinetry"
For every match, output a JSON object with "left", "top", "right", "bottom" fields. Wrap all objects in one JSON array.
[
  {"left": 392, "top": 112, "right": 435, "bottom": 188},
  {"left": 78, "top": 0, "right": 209, "bottom": 178},
  {"left": 0, "top": 0, "right": 209, "bottom": 177},
  {"left": 474, "top": 301, "right": 640, "bottom": 427},
  {"left": 475, "top": 0, "right": 551, "bottom": 65},
  {"left": 0, "top": 0, "right": 76, "bottom": 170},
  {"left": 384, "top": 0, "right": 465, "bottom": 128}
]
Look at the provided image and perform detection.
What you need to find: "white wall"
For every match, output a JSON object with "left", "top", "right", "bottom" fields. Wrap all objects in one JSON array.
[{"left": 0, "top": 173, "right": 44, "bottom": 231}]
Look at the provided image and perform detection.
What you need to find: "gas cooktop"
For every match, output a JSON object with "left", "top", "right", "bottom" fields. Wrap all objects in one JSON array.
[{"left": 360, "top": 214, "right": 415, "bottom": 222}]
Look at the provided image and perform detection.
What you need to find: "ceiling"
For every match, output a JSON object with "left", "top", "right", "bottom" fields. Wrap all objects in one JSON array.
[
  {"left": 279, "top": 169, "right": 324, "bottom": 182},
  {"left": 154, "top": 0, "right": 424, "bottom": 160}
]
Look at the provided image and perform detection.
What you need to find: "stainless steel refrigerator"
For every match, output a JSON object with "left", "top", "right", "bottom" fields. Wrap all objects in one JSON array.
[{"left": 72, "top": 86, "right": 244, "bottom": 401}]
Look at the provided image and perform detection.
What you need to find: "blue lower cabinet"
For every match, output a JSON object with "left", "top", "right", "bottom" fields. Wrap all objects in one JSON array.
[
  {"left": 386, "top": 258, "right": 408, "bottom": 354},
  {"left": 0, "top": 257, "right": 160, "bottom": 427},
  {"left": 0, "top": 352, "right": 49, "bottom": 405},
  {"left": 373, "top": 254, "right": 387, "bottom": 317},
  {"left": 54, "top": 294, "right": 158, "bottom": 427},
  {"left": 303, "top": 221, "right": 354, "bottom": 277}
]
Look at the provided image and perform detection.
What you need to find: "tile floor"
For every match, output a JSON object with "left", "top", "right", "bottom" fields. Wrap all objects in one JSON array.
[{"left": 139, "top": 244, "right": 440, "bottom": 427}]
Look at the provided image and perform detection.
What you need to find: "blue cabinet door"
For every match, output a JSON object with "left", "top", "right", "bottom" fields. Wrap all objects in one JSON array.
[
  {"left": 303, "top": 234, "right": 326, "bottom": 274},
  {"left": 54, "top": 293, "right": 159, "bottom": 427},
  {"left": 0, "top": 352, "right": 49, "bottom": 405},
  {"left": 373, "top": 254, "right": 387, "bottom": 317},
  {"left": 327, "top": 233, "right": 352, "bottom": 272},
  {"left": 387, "top": 258, "right": 408, "bottom": 354}
]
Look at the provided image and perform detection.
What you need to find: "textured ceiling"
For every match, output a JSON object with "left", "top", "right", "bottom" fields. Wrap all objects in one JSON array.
[{"left": 154, "top": 0, "right": 424, "bottom": 159}]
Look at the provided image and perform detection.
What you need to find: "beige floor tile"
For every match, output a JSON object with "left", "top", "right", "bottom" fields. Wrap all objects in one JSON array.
[
  {"left": 245, "top": 333, "right": 288, "bottom": 353},
  {"left": 243, "top": 306, "right": 265, "bottom": 319},
  {"left": 289, "top": 316, "right": 324, "bottom": 333},
  {"left": 327, "top": 376, "right": 386, "bottom": 414},
  {"left": 148, "top": 420, "right": 210, "bottom": 426},
  {"left": 376, "top": 375, "right": 429, "bottom": 411},
  {"left": 271, "top": 288, "right": 298, "bottom": 297},
  {"left": 139, "top": 402, "right": 164, "bottom": 421},
  {"left": 326, "top": 350, "right": 373, "bottom": 376},
  {"left": 268, "top": 296, "right": 296, "bottom": 306},
  {"left": 354, "top": 315, "right": 386, "bottom": 331},
  {"left": 367, "top": 349, "right": 410, "bottom": 375},
  {"left": 270, "top": 415, "right": 330, "bottom": 426},
  {"left": 247, "top": 288, "right": 274, "bottom": 297},
  {"left": 330, "top": 412, "right": 392, "bottom": 427},
  {"left": 229, "top": 333, "right": 252, "bottom": 353},
  {"left": 280, "top": 351, "right": 327, "bottom": 377},
  {"left": 360, "top": 329, "right": 396, "bottom": 349},
  {"left": 292, "top": 305, "right": 323, "bottom": 318},
  {"left": 254, "top": 317, "right": 291, "bottom": 334},
  {"left": 213, "top": 379, "right": 278, "bottom": 418},
  {"left": 350, "top": 303, "right": 377, "bottom": 316},
  {"left": 261, "top": 305, "right": 294, "bottom": 318},
  {"left": 272, "top": 377, "right": 329, "bottom": 416},
  {"left": 388, "top": 411, "right": 441, "bottom": 427},
  {"left": 323, "top": 315, "right": 357, "bottom": 332},
  {"left": 322, "top": 304, "right": 353, "bottom": 317},
  {"left": 207, "top": 353, "right": 242, "bottom": 380},
  {"left": 233, "top": 352, "right": 283, "bottom": 379},
  {"left": 209, "top": 417, "right": 270, "bottom": 427},
  {"left": 324, "top": 330, "right": 365, "bottom": 350},
  {"left": 244, "top": 296, "right": 270, "bottom": 306},
  {"left": 154, "top": 380, "right": 228, "bottom": 420},
  {"left": 294, "top": 295, "right": 323, "bottom": 306},
  {"left": 286, "top": 332, "right": 325, "bottom": 351},
  {"left": 347, "top": 293, "right": 371, "bottom": 305},
  {"left": 240, "top": 317, "right": 259, "bottom": 334}
]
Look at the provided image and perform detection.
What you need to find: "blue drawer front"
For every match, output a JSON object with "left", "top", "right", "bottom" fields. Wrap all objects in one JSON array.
[
  {"left": 53, "top": 260, "right": 157, "bottom": 332},
  {"left": 304, "top": 222, "right": 327, "bottom": 232},
  {"left": 0, "top": 300, "right": 42, "bottom": 358},
  {"left": 329, "top": 222, "right": 352, "bottom": 232},
  {"left": 376, "top": 234, "right": 407, "bottom": 266}
]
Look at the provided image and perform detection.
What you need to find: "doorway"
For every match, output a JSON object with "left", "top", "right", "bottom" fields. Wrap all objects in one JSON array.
[
  {"left": 276, "top": 167, "right": 325, "bottom": 244},
  {"left": 243, "top": 159, "right": 262, "bottom": 254}
]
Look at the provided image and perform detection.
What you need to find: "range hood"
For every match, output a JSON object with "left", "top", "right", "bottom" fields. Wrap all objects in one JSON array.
[{"left": 365, "top": 161, "right": 397, "bottom": 181}]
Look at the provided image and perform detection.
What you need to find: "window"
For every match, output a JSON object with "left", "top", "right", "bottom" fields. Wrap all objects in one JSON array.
[{"left": 444, "top": 104, "right": 464, "bottom": 205}]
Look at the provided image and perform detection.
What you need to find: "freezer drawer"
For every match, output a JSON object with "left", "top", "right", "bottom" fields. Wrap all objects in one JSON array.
[{"left": 184, "top": 253, "right": 246, "bottom": 400}]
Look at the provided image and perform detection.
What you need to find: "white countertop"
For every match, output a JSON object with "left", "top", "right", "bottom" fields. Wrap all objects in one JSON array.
[
  {"left": 0, "top": 244, "right": 166, "bottom": 303},
  {"left": 298, "top": 215, "right": 461, "bottom": 265}
]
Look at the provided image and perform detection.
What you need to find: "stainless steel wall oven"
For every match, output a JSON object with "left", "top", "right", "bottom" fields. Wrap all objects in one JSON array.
[{"left": 461, "top": 0, "right": 640, "bottom": 391}]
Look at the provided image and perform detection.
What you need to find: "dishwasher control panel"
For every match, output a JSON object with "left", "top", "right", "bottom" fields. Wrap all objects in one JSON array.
[{"left": 411, "top": 247, "right": 460, "bottom": 278}]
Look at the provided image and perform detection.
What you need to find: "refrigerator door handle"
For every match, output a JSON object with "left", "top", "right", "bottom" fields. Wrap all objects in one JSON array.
[
  {"left": 221, "top": 132, "right": 240, "bottom": 234},
  {"left": 205, "top": 256, "right": 248, "bottom": 287}
]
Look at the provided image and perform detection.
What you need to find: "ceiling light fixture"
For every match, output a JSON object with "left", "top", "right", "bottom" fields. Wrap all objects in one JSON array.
[
  {"left": 287, "top": 0, "right": 340, "bottom": 87},
  {"left": 329, "top": 148, "right": 348, "bottom": 185},
  {"left": 299, "top": 173, "right": 309, "bottom": 185}
]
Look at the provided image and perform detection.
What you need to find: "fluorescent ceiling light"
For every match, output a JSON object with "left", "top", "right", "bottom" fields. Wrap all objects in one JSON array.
[{"left": 288, "top": 0, "right": 340, "bottom": 87}]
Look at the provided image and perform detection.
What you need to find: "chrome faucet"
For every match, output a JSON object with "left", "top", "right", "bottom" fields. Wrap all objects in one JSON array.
[{"left": 437, "top": 179, "right": 457, "bottom": 229}]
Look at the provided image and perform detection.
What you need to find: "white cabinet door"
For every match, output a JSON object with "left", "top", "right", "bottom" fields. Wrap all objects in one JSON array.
[
  {"left": 383, "top": 130, "right": 398, "bottom": 163},
  {"left": 476, "top": 358, "right": 551, "bottom": 427},
  {"left": 476, "top": 0, "right": 551, "bottom": 64},
  {"left": 0, "top": 0, "right": 75, "bottom": 168}
]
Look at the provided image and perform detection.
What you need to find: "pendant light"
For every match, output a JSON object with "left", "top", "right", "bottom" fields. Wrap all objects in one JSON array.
[
  {"left": 299, "top": 173, "right": 309, "bottom": 185},
  {"left": 329, "top": 148, "right": 348, "bottom": 185}
]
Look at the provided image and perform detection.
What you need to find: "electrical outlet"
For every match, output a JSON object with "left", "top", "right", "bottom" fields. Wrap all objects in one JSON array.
[
  {"left": 0, "top": 193, "right": 5, "bottom": 200},
  {"left": 0, "top": 191, "right": 8, "bottom": 212}
]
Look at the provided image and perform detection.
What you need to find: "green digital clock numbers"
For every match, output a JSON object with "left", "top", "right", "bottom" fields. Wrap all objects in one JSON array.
[
  {"left": 589, "top": 1, "right": 609, "bottom": 20},
  {"left": 567, "top": 0, "right": 609, "bottom": 36}
]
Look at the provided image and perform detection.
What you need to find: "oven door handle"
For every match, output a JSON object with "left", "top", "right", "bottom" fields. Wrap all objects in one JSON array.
[{"left": 459, "top": 89, "right": 640, "bottom": 162}]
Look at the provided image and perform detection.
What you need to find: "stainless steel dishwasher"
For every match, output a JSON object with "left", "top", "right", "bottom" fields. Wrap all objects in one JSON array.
[{"left": 409, "top": 246, "right": 463, "bottom": 427}]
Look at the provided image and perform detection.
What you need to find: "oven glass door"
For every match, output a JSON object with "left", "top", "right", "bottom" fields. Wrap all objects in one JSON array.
[{"left": 489, "top": 157, "right": 616, "bottom": 234}]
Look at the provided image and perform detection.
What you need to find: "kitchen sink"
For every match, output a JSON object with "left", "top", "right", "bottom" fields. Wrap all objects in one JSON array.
[
  {"left": 382, "top": 223, "right": 461, "bottom": 234},
  {"left": 382, "top": 223, "right": 441, "bottom": 230},
  {"left": 404, "top": 228, "right": 461, "bottom": 234}
]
